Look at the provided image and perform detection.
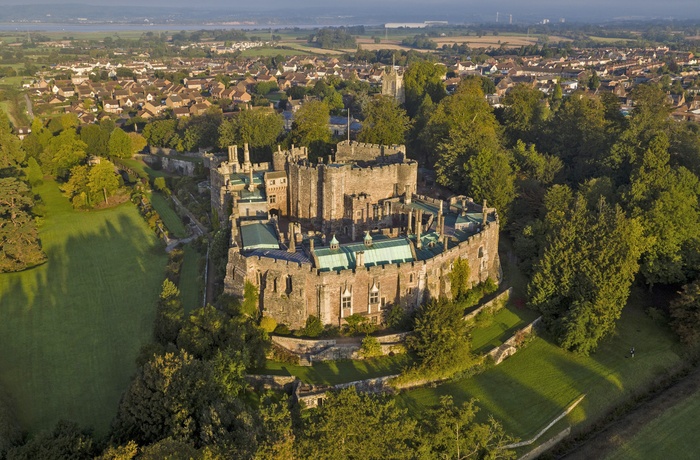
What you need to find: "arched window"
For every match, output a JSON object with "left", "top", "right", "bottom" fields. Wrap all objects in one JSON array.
[
  {"left": 285, "top": 275, "right": 292, "bottom": 295},
  {"left": 478, "top": 246, "right": 484, "bottom": 258}
]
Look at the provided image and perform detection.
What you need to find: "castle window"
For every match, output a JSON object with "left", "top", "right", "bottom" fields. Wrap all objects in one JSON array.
[
  {"left": 269, "top": 195, "right": 277, "bottom": 204},
  {"left": 341, "top": 287, "right": 352, "bottom": 317},
  {"left": 273, "top": 278, "right": 278, "bottom": 293},
  {"left": 285, "top": 275, "right": 293, "bottom": 295},
  {"left": 478, "top": 246, "right": 484, "bottom": 258},
  {"left": 270, "top": 179, "right": 275, "bottom": 185},
  {"left": 369, "top": 282, "right": 380, "bottom": 305},
  {"left": 409, "top": 273, "right": 414, "bottom": 283}
]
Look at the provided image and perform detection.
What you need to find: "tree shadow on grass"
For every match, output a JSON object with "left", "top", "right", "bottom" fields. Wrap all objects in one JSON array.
[{"left": 0, "top": 205, "right": 167, "bottom": 439}]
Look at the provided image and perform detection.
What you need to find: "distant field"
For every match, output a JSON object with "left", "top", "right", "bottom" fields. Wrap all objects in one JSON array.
[
  {"left": 0, "top": 181, "right": 166, "bottom": 436},
  {"left": 588, "top": 36, "right": 637, "bottom": 44},
  {"left": 240, "top": 46, "right": 312, "bottom": 57},
  {"left": 357, "top": 34, "right": 571, "bottom": 52}
]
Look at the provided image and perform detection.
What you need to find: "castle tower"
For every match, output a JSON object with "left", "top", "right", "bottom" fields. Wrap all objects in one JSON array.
[{"left": 381, "top": 66, "right": 405, "bottom": 104}]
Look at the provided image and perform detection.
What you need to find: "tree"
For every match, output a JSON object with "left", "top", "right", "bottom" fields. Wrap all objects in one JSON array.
[
  {"left": 406, "top": 299, "right": 471, "bottom": 373},
  {"left": 403, "top": 60, "right": 446, "bottom": 116},
  {"left": 128, "top": 132, "right": 147, "bottom": 154},
  {"left": 0, "top": 111, "right": 24, "bottom": 173},
  {"left": 670, "top": 280, "right": 700, "bottom": 346},
  {"left": 502, "top": 84, "right": 550, "bottom": 146},
  {"left": 80, "top": 124, "right": 109, "bottom": 157},
  {"left": 113, "top": 350, "right": 250, "bottom": 448},
  {"left": 542, "top": 91, "right": 612, "bottom": 182},
  {"left": 88, "top": 160, "right": 120, "bottom": 204},
  {"left": 0, "top": 178, "right": 46, "bottom": 272},
  {"left": 296, "top": 388, "right": 417, "bottom": 460},
  {"left": 39, "top": 128, "right": 87, "bottom": 178},
  {"left": 289, "top": 100, "right": 331, "bottom": 158},
  {"left": 359, "top": 335, "right": 382, "bottom": 358},
  {"left": 357, "top": 96, "right": 411, "bottom": 146},
  {"left": 154, "top": 279, "right": 184, "bottom": 345},
  {"left": 450, "top": 257, "right": 471, "bottom": 299},
  {"left": 24, "top": 157, "right": 43, "bottom": 186},
  {"left": 217, "top": 109, "right": 284, "bottom": 160},
  {"left": 428, "top": 77, "right": 507, "bottom": 201},
  {"left": 419, "top": 396, "right": 516, "bottom": 459},
  {"left": 7, "top": 420, "right": 95, "bottom": 460},
  {"left": 528, "top": 189, "right": 645, "bottom": 354},
  {"left": 108, "top": 128, "right": 132, "bottom": 159},
  {"left": 62, "top": 164, "right": 91, "bottom": 208},
  {"left": 623, "top": 134, "right": 700, "bottom": 286},
  {"left": 254, "top": 393, "right": 294, "bottom": 460}
]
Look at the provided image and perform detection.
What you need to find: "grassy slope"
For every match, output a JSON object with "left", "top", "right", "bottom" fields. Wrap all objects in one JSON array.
[
  {"left": 180, "top": 245, "right": 203, "bottom": 315},
  {"left": 398, "top": 299, "right": 682, "bottom": 441},
  {"left": 605, "top": 387, "right": 700, "bottom": 460},
  {"left": 471, "top": 304, "right": 540, "bottom": 354},
  {"left": 0, "top": 181, "right": 166, "bottom": 436},
  {"left": 149, "top": 192, "right": 188, "bottom": 238}
]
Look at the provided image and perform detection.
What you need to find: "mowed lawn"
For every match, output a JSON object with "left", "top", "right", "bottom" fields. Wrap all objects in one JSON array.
[
  {"left": 606, "top": 387, "right": 700, "bottom": 460},
  {"left": 398, "top": 299, "right": 683, "bottom": 443},
  {"left": 180, "top": 245, "right": 203, "bottom": 315},
  {"left": 0, "top": 181, "right": 167, "bottom": 436},
  {"left": 149, "top": 192, "right": 188, "bottom": 238},
  {"left": 261, "top": 353, "right": 411, "bottom": 386}
]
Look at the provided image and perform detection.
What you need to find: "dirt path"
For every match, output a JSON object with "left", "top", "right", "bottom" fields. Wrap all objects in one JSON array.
[{"left": 560, "top": 365, "right": 700, "bottom": 459}]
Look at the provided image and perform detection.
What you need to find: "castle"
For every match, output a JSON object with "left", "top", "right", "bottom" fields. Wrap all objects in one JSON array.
[{"left": 210, "top": 141, "right": 500, "bottom": 330}]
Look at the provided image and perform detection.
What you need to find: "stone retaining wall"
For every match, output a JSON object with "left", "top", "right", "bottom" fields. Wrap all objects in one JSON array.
[
  {"left": 488, "top": 317, "right": 541, "bottom": 365},
  {"left": 245, "top": 374, "right": 297, "bottom": 390},
  {"left": 464, "top": 287, "right": 512, "bottom": 322}
]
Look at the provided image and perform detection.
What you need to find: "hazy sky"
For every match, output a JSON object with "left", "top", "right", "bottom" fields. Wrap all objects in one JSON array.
[{"left": 1, "top": 0, "right": 699, "bottom": 21}]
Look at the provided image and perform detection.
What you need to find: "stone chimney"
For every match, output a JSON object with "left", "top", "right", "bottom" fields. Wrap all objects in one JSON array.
[
  {"left": 247, "top": 167, "right": 255, "bottom": 192},
  {"left": 355, "top": 251, "right": 365, "bottom": 268},
  {"left": 287, "top": 222, "right": 296, "bottom": 253},
  {"left": 407, "top": 209, "right": 413, "bottom": 234},
  {"left": 228, "top": 145, "right": 237, "bottom": 163},
  {"left": 482, "top": 199, "right": 488, "bottom": 229},
  {"left": 243, "top": 142, "right": 251, "bottom": 168},
  {"left": 461, "top": 197, "right": 467, "bottom": 216},
  {"left": 443, "top": 235, "right": 448, "bottom": 252},
  {"left": 405, "top": 184, "right": 412, "bottom": 204},
  {"left": 309, "top": 237, "right": 315, "bottom": 252},
  {"left": 416, "top": 209, "right": 423, "bottom": 249}
]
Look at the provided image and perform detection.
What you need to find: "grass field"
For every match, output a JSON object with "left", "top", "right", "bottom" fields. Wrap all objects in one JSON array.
[
  {"left": 120, "top": 157, "right": 171, "bottom": 180},
  {"left": 149, "top": 192, "right": 188, "bottom": 238},
  {"left": 0, "top": 181, "right": 167, "bottom": 437},
  {"left": 471, "top": 303, "right": 540, "bottom": 354},
  {"left": 605, "top": 387, "right": 700, "bottom": 460},
  {"left": 398, "top": 296, "right": 683, "bottom": 443},
  {"left": 180, "top": 245, "right": 203, "bottom": 314},
  {"left": 261, "top": 354, "right": 410, "bottom": 386}
]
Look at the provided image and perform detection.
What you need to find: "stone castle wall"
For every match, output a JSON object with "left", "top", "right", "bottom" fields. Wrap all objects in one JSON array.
[
  {"left": 287, "top": 160, "right": 417, "bottom": 230},
  {"left": 224, "top": 218, "right": 500, "bottom": 330},
  {"left": 335, "top": 140, "right": 406, "bottom": 163}
]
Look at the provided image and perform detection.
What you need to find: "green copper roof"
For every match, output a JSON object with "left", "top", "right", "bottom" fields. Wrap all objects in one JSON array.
[
  {"left": 240, "top": 222, "right": 280, "bottom": 251},
  {"left": 314, "top": 237, "right": 414, "bottom": 272}
]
